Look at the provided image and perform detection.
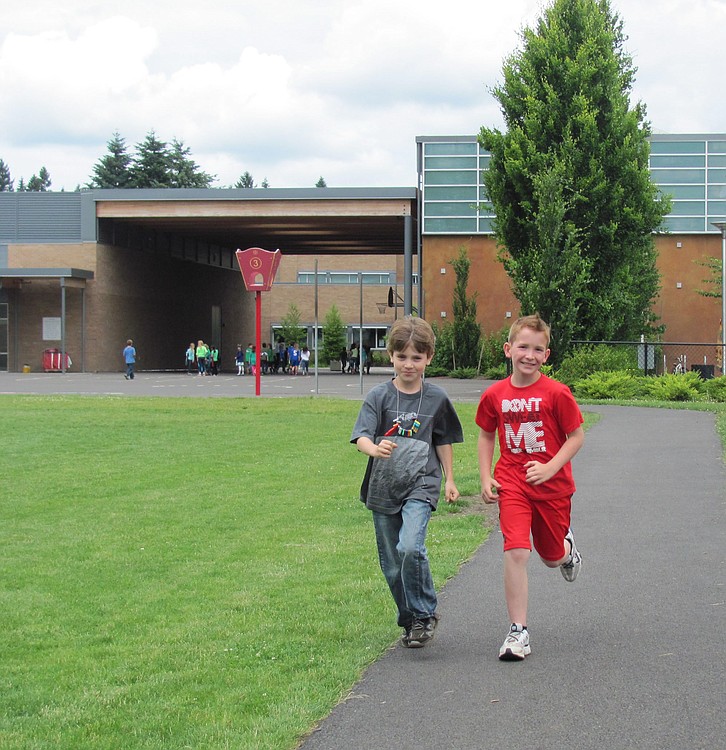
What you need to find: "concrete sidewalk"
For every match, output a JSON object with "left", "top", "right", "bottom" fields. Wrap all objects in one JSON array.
[{"left": 299, "top": 405, "right": 725, "bottom": 750}]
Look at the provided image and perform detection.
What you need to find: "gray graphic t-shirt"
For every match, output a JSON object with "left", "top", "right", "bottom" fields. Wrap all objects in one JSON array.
[{"left": 350, "top": 380, "right": 463, "bottom": 513}]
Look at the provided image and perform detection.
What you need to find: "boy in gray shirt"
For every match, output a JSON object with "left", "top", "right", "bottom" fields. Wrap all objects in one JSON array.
[{"left": 351, "top": 318, "right": 463, "bottom": 648}]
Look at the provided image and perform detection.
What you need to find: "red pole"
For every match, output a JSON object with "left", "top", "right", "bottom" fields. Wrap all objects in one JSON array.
[{"left": 255, "top": 290, "right": 262, "bottom": 396}]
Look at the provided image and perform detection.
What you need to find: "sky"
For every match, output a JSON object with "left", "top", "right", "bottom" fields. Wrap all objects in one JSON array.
[{"left": 1, "top": 0, "right": 725, "bottom": 191}]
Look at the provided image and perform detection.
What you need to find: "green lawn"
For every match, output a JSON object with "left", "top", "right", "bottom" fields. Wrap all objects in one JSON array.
[{"left": 1, "top": 396, "right": 497, "bottom": 750}]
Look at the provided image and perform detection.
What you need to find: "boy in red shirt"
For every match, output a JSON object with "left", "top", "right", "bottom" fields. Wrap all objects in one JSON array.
[{"left": 476, "top": 314, "right": 584, "bottom": 660}]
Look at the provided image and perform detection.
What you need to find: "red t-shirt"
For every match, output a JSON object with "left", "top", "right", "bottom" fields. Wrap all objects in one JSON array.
[{"left": 475, "top": 374, "right": 583, "bottom": 499}]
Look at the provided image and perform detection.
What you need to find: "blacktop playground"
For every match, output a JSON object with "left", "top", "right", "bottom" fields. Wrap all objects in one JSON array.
[{"left": 2, "top": 369, "right": 725, "bottom": 749}]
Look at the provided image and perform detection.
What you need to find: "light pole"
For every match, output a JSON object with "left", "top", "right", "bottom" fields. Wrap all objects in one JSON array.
[{"left": 711, "top": 221, "right": 726, "bottom": 375}]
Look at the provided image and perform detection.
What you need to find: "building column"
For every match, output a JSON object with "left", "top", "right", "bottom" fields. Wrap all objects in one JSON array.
[{"left": 404, "top": 214, "right": 413, "bottom": 316}]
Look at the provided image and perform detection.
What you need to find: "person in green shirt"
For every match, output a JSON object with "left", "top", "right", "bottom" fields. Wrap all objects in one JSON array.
[{"left": 196, "top": 340, "right": 209, "bottom": 376}]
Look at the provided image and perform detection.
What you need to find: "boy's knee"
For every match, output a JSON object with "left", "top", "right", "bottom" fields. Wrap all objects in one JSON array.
[
  {"left": 398, "top": 540, "right": 425, "bottom": 559},
  {"left": 504, "top": 547, "right": 530, "bottom": 565}
]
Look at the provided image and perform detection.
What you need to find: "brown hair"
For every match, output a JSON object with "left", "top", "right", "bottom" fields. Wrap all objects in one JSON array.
[
  {"left": 507, "top": 314, "right": 551, "bottom": 346},
  {"left": 386, "top": 316, "right": 436, "bottom": 357}
]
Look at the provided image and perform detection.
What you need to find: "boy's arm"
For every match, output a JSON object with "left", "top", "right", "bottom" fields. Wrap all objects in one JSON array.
[
  {"left": 477, "top": 428, "right": 501, "bottom": 503},
  {"left": 524, "top": 426, "right": 585, "bottom": 486},
  {"left": 434, "top": 443, "right": 459, "bottom": 503},
  {"left": 355, "top": 436, "right": 397, "bottom": 460}
]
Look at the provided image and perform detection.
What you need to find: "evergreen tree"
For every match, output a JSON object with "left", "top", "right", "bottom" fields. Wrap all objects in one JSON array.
[
  {"left": 168, "top": 138, "right": 215, "bottom": 188},
  {"left": 235, "top": 171, "right": 256, "bottom": 188},
  {"left": 279, "top": 303, "right": 307, "bottom": 346},
  {"left": 261, "top": 177, "right": 270, "bottom": 188},
  {"left": 89, "top": 132, "right": 132, "bottom": 188},
  {"left": 479, "top": 0, "right": 670, "bottom": 350},
  {"left": 130, "top": 130, "right": 171, "bottom": 188},
  {"left": 0, "top": 159, "right": 13, "bottom": 191},
  {"left": 26, "top": 166, "right": 52, "bottom": 191},
  {"left": 321, "top": 304, "right": 347, "bottom": 365},
  {"left": 16, "top": 177, "right": 26, "bottom": 192},
  {"left": 449, "top": 247, "right": 482, "bottom": 369},
  {"left": 315, "top": 176, "right": 327, "bottom": 188}
]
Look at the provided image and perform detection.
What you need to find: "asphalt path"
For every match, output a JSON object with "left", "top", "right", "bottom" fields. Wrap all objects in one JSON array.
[
  {"left": 0, "top": 368, "right": 488, "bottom": 402},
  {"left": 298, "top": 405, "right": 725, "bottom": 750},
  {"left": 2, "top": 371, "right": 724, "bottom": 749}
]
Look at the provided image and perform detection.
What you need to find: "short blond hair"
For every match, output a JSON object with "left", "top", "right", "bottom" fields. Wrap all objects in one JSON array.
[
  {"left": 386, "top": 316, "right": 435, "bottom": 357},
  {"left": 508, "top": 314, "right": 551, "bottom": 346}
]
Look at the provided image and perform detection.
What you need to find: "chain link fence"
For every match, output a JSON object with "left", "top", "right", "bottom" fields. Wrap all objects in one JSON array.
[{"left": 571, "top": 340, "right": 725, "bottom": 378}]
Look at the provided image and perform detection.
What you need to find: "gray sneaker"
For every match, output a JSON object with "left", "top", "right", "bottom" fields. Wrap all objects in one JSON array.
[
  {"left": 560, "top": 528, "right": 582, "bottom": 582},
  {"left": 498, "top": 624, "right": 531, "bottom": 661},
  {"left": 403, "top": 614, "right": 439, "bottom": 648}
]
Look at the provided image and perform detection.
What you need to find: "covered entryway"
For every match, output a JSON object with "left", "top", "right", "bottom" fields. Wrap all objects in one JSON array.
[{"left": 0, "top": 188, "right": 418, "bottom": 372}]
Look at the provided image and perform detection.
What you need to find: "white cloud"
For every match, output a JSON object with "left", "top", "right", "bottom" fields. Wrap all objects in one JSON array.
[{"left": 1, "top": 0, "right": 725, "bottom": 190}]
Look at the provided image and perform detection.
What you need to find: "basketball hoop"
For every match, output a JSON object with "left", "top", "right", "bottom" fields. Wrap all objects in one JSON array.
[{"left": 376, "top": 303, "right": 388, "bottom": 314}]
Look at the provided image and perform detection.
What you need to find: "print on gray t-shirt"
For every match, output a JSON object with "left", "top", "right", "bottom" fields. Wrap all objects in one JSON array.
[{"left": 351, "top": 380, "right": 464, "bottom": 513}]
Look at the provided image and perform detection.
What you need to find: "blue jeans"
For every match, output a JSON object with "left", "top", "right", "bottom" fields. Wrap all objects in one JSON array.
[
  {"left": 125, "top": 362, "right": 135, "bottom": 379},
  {"left": 372, "top": 498, "right": 436, "bottom": 628}
]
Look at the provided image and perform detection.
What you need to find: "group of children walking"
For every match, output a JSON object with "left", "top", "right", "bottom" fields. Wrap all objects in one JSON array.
[
  {"left": 234, "top": 342, "right": 312, "bottom": 376},
  {"left": 186, "top": 341, "right": 220, "bottom": 375},
  {"left": 351, "top": 313, "right": 583, "bottom": 660}
]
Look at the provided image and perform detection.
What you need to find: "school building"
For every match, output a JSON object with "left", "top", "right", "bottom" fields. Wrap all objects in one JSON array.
[{"left": 0, "top": 133, "right": 724, "bottom": 373}]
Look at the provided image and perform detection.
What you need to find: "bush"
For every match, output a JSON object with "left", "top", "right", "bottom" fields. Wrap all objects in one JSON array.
[
  {"left": 478, "top": 327, "right": 508, "bottom": 372},
  {"left": 430, "top": 322, "right": 455, "bottom": 371},
  {"left": 450, "top": 367, "right": 479, "bottom": 379},
  {"left": 483, "top": 364, "right": 508, "bottom": 380},
  {"left": 555, "top": 344, "right": 638, "bottom": 387},
  {"left": 431, "top": 323, "right": 507, "bottom": 376},
  {"left": 645, "top": 372, "right": 704, "bottom": 401},
  {"left": 573, "top": 371, "right": 645, "bottom": 400},
  {"left": 425, "top": 365, "right": 450, "bottom": 378},
  {"left": 703, "top": 375, "right": 726, "bottom": 402}
]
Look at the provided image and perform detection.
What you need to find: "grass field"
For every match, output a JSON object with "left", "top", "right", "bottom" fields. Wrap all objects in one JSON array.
[{"left": 1, "top": 396, "right": 499, "bottom": 750}]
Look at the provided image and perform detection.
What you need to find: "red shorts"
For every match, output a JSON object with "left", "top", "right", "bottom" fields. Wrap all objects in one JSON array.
[{"left": 498, "top": 491, "right": 572, "bottom": 562}]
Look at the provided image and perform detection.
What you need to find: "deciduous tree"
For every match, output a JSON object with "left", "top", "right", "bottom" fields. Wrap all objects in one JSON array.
[{"left": 479, "top": 0, "right": 670, "bottom": 355}]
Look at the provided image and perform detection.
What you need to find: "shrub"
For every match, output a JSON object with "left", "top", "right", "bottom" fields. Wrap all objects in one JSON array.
[
  {"left": 483, "top": 364, "right": 508, "bottom": 380},
  {"left": 450, "top": 367, "right": 479, "bottom": 379},
  {"left": 555, "top": 344, "right": 638, "bottom": 386},
  {"left": 430, "top": 322, "right": 455, "bottom": 371},
  {"left": 478, "top": 326, "right": 508, "bottom": 372},
  {"left": 425, "top": 365, "right": 450, "bottom": 378},
  {"left": 703, "top": 375, "right": 726, "bottom": 402},
  {"left": 573, "top": 371, "right": 645, "bottom": 400},
  {"left": 645, "top": 372, "right": 704, "bottom": 401}
]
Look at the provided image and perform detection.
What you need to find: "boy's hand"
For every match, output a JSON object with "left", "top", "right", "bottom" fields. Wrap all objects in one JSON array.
[
  {"left": 524, "top": 460, "right": 553, "bottom": 485},
  {"left": 375, "top": 439, "right": 397, "bottom": 459},
  {"left": 481, "top": 478, "right": 501, "bottom": 504},
  {"left": 444, "top": 479, "right": 460, "bottom": 504}
]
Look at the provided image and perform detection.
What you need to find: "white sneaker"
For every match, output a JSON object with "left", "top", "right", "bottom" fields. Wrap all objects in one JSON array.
[
  {"left": 560, "top": 528, "right": 582, "bottom": 582},
  {"left": 499, "top": 624, "right": 530, "bottom": 661}
]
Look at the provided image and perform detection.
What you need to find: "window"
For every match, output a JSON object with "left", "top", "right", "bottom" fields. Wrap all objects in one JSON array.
[
  {"left": 348, "top": 326, "right": 390, "bottom": 350},
  {"left": 297, "top": 271, "right": 392, "bottom": 285}
]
